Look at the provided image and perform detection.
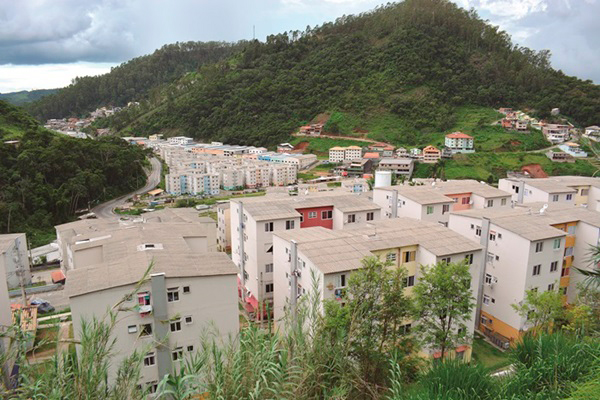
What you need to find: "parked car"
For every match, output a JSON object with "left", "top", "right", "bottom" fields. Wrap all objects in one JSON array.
[{"left": 30, "top": 298, "right": 55, "bottom": 314}]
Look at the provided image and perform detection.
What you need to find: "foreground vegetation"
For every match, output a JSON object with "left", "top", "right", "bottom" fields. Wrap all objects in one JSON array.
[
  {"left": 0, "top": 100, "right": 148, "bottom": 246},
  {"left": 1, "top": 256, "right": 598, "bottom": 399}
]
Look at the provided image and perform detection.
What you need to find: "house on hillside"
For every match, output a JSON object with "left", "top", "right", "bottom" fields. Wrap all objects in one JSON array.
[
  {"left": 445, "top": 132, "right": 474, "bottom": 154},
  {"left": 396, "top": 147, "right": 409, "bottom": 158},
  {"left": 559, "top": 142, "right": 587, "bottom": 158},
  {"left": 378, "top": 158, "right": 414, "bottom": 177},
  {"left": 299, "top": 124, "right": 323, "bottom": 136},
  {"left": 584, "top": 126, "right": 600, "bottom": 142},
  {"left": 499, "top": 108, "right": 513, "bottom": 115},
  {"left": 543, "top": 124, "right": 570, "bottom": 144},
  {"left": 422, "top": 146, "right": 441, "bottom": 163},
  {"left": 368, "top": 143, "right": 396, "bottom": 157},
  {"left": 546, "top": 150, "right": 574, "bottom": 163}
]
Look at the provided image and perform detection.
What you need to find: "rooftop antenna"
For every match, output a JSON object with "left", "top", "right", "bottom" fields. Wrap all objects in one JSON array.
[{"left": 539, "top": 204, "right": 548, "bottom": 215}]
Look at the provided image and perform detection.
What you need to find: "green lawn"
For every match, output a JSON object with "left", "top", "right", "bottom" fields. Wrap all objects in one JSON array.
[
  {"left": 298, "top": 172, "right": 318, "bottom": 181},
  {"left": 471, "top": 335, "right": 511, "bottom": 372},
  {"left": 33, "top": 326, "right": 59, "bottom": 354}
]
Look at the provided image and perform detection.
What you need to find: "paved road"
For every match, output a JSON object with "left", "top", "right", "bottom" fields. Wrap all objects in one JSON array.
[
  {"left": 92, "top": 156, "right": 161, "bottom": 219},
  {"left": 11, "top": 286, "right": 70, "bottom": 310}
]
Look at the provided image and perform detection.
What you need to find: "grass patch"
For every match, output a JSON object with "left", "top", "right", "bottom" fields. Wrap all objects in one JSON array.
[
  {"left": 199, "top": 211, "right": 217, "bottom": 221},
  {"left": 471, "top": 335, "right": 511, "bottom": 372},
  {"left": 290, "top": 137, "right": 367, "bottom": 158},
  {"left": 298, "top": 172, "right": 318, "bottom": 181},
  {"left": 313, "top": 162, "right": 337, "bottom": 171},
  {"left": 33, "top": 326, "right": 59, "bottom": 354},
  {"left": 327, "top": 182, "right": 342, "bottom": 188}
]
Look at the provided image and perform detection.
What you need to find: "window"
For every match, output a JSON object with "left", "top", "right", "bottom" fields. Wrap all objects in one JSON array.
[
  {"left": 265, "top": 263, "right": 273, "bottom": 273},
  {"left": 140, "top": 324, "right": 152, "bottom": 337},
  {"left": 265, "top": 283, "right": 274, "bottom": 293},
  {"left": 498, "top": 233, "right": 502, "bottom": 239},
  {"left": 441, "top": 257, "right": 451, "bottom": 264},
  {"left": 567, "top": 225, "right": 576, "bottom": 235},
  {"left": 308, "top": 211, "right": 317, "bottom": 219},
  {"left": 553, "top": 238, "right": 561, "bottom": 249},
  {"left": 386, "top": 252, "right": 397, "bottom": 262},
  {"left": 533, "top": 264, "right": 541, "bottom": 276},
  {"left": 167, "top": 287, "right": 179, "bottom": 303},
  {"left": 366, "top": 212, "right": 374, "bottom": 221},
  {"left": 402, "top": 323, "right": 412, "bottom": 334},
  {"left": 501, "top": 198, "right": 507, "bottom": 206},
  {"left": 347, "top": 214, "right": 356, "bottom": 223},
  {"left": 138, "top": 291, "right": 151, "bottom": 306},
  {"left": 566, "top": 194, "right": 573, "bottom": 200},
  {"left": 147, "top": 382, "right": 158, "bottom": 394},
  {"left": 485, "top": 273, "right": 492, "bottom": 285},
  {"left": 286, "top": 220, "right": 295, "bottom": 230},
  {"left": 487, "top": 252, "right": 495, "bottom": 263},
  {"left": 172, "top": 348, "right": 183, "bottom": 361},
  {"left": 340, "top": 274, "right": 346, "bottom": 288},
  {"left": 483, "top": 295, "right": 490, "bottom": 305},
  {"left": 462, "top": 197, "right": 470, "bottom": 205},
  {"left": 548, "top": 283, "right": 555, "bottom": 291},
  {"left": 581, "top": 188, "right": 589, "bottom": 196},
  {"left": 535, "top": 242, "right": 544, "bottom": 253},
  {"left": 550, "top": 261, "right": 558, "bottom": 272},
  {"left": 481, "top": 316, "right": 488, "bottom": 325},
  {"left": 470, "top": 224, "right": 474, "bottom": 229},
  {"left": 552, "top": 194, "right": 559, "bottom": 202},
  {"left": 144, "top": 353, "right": 155, "bottom": 367},
  {"left": 442, "top": 204, "right": 450, "bottom": 214},
  {"left": 404, "top": 275, "right": 415, "bottom": 287},
  {"left": 561, "top": 267, "right": 570, "bottom": 277},
  {"left": 465, "top": 253, "right": 474, "bottom": 265},
  {"left": 299, "top": 213, "right": 304, "bottom": 223},
  {"left": 265, "top": 222, "right": 274, "bottom": 232},
  {"left": 183, "top": 286, "right": 190, "bottom": 294},
  {"left": 489, "top": 232, "right": 496, "bottom": 241},
  {"left": 322, "top": 210, "right": 333, "bottom": 220},
  {"left": 128, "top": 325, "right": 138, "bottom": 334},
  {"left": 565, "top": 247, "right": 574, "bottom": 256},
  {"left": 187, "top": 345, "right": 194, "bottom": 352},
  {"left": 404, "top": 251, "right": 416, "bottom": 262},
  {"left": 487, "top": 199, "right": 494, "bottom": 208},
  {"left": 475, "top": 226, "right": 482, "bottom": 237},
  {"left": 184, "top": 316, "right": 193, "bottom": 324},
  {"left": 561, "top": 287, "right": 568, "bottom": 295},
  {"left": 426, "top": 206, "right": 434, "bottom": 215},
  {"left": 170, "top": 319, "right": 182, "bottom": 332}
]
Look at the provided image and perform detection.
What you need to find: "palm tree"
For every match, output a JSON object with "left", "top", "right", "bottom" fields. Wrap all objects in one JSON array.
[{"left": 576, "top": 244, "right": 600, "bottom": 288}]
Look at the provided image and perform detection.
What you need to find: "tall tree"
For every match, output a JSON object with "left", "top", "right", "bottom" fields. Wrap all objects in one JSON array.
[
  {"left": 512, "top": 286, "right": 565, "bottom": 333},
  {"left": 412, "top": 260, "right": 474, "bottom": 360}
]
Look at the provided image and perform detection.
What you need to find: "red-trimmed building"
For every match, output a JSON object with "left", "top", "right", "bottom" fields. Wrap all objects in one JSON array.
[{"left": 444, "top": 132, "right": 474, "bottom": 154}]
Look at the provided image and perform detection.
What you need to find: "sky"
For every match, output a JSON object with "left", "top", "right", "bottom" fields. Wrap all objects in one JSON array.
[{"left": 0, "top": 0, "right": 598, "bottom": 93}]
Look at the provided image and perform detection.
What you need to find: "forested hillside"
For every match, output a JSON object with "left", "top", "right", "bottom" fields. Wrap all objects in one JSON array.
[
  {"left": 0, "top": 89, "right": 58, "bottom": 106},
  {"left": 0, "top": 100, "right": 147, "bottom": 245},
  {"left": 101, "top": 0, "right": 599, "bottom": 146},
  {"left": 27, "top": 41, "right": 242, "bottom": 120}
]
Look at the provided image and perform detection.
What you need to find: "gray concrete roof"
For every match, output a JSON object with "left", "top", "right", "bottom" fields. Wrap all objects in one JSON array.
[
  {"left": 0, "top": 233, "right": 25, "bottom": 254},
  {"left": 450, "top": 203, "right": 600, "bottom": 241},
  {"left": 503, "top": 176, "right": 600, "bottom": 194},
  {"left": 67, "top": 252, "right": 237, "bottom": 298},
  {"left": 275, "top": 218, "right": 481, "bottom": 274}
]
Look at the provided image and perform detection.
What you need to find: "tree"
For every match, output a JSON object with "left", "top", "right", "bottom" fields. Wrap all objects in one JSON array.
[
  {"left": 322, "top": 256, "right": 417, "bottom": 390},
  {"left": 511, "top": 286, "right": 564, "bottom": 333},
  {"left": 412, "top": 260, "right": 474, "bottom": 360}
]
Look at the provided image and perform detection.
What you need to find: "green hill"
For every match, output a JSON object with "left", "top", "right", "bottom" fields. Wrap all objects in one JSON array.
[
  {"left": 0, "top": 89, "right": 59, "bottom": 106},
  {"left": 0, "top": 100, "right": 147, "bottom": 246},
  {"left": 27, "top": 41, "right": 242, "bottom": 120},
  {"left": 98, "top": 0, "right": 598, "bottom": 146}
]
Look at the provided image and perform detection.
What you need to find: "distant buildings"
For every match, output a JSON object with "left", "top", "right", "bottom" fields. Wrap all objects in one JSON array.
[
  {"left": 0, "top": 233, "right": 32, "bottom": 290},
  {"left": 368, "top": 143, "right": 396, "bottom": 157},
  {"left": 378, "top": 158, "right": 414, "bottom": 176},
  {"left": 546, "top": 150, "right": 574, "bottom": 163},
  {"left": 328, "top": 146, "right": 363, "bottom": 163},
  {"left": 583, "top": 125, "right": 600, "bottom": 142},
  {"left": 277, "top": 143, "right": 295, "bottom": 153},
  {"left": 422, "top": 146, "right": 441, "bottom": 163},
  {"left": 298, "top": 123, "right": 323, "bottom": 136},
  {"left": 542, "top": 123, "right": 571, "bottom": 144},
  {"left": 558, "top": 142, "right": 587, "bottom": 158},
  {"left": 444, "top": 132, "right": 474, "bottom": 154}
]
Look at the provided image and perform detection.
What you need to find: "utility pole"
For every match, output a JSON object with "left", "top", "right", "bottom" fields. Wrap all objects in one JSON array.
[
  {"left": 13, "top": 237, "right": 27, "bottom": 306},
  {"left": 290, "top": 240, "right": 298, "bottom": 324},
  {"left": 238, "top": 202, "right": 246, "bottom": 302}
]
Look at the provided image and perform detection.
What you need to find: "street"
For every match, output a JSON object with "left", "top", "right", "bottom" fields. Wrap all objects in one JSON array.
[{"left": 92, "top": 156, "right": 161, "bottom": 218}]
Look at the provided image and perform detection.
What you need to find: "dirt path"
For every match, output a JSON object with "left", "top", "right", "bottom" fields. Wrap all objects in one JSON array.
[{"left": 293, "top": 133, "right": 392, "bottom": 146}]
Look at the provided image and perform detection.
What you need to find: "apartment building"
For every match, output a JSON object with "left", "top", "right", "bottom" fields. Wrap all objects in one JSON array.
[
  {"left": 448, "top": 203, "right": 600, "bottom": 347},
  {"left": 378, "top": 158, "right": 414, "bottom": 176},
  {"left": 542, "top": 124, "right": 570, "bottom": 144},
  {"left": 272, "top": 218, "right": 483, "bottom": 359},
  {"left": 373, "top": 180, "right": 512, "bottom": 225},
  {"left": 166, "top": 169, "right": 220, "bottom": 196},
  {"left": 68, "top": 251, "right": 239, "bottom": 390},
  {"left": 217, "top": 202, "right": 232, "bottom": 252},
  {"left": 444, "top": 132, "right": 475, "bottom": 154},
  {"left": 0, "top": 233, "right": 32, "bottom": 289},
  {"left": 328, "top": 146, "right": 362, "bottom": 163},
  {"left": 56, "top": 209, "right": 216, "bottom": 271},
  {"left": 244, "top": 165, "right": 271, "bottom": 189},
  {"left": 422, "top": 146, "right": 441, "bottom": 163},
  {"left": 168, "top": 136, "right": 194, "bottom": 145},
  {"left": 229, "top": 193, "right": 381, "bottom": 313},
  {"left": 499, "top": 176, "right": 600, "bottom": 211}
]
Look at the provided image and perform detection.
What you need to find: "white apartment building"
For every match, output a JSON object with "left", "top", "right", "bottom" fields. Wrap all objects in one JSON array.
[
  {"left": 270, "top": 164, "right": 296, "bottom": 186},
  {"left": 166, "top": 169, "right": 220, "bottom": 196},
  {"left": 68, "top": 251, "right": 239, "bottom": 391},
  {"left": 378, "top": 158, "right": 415, "bottom": 176},
  {"left": 445, "top": 132, "right": 475, "bottom": 154},
  {"left": 448, "top": 203, "right": 600, "bottom": 347},
  {"left": 272, "top": 218, "right": 483, "bottom": 359},
  {"left": 217, "top": 202, "right": 232, "bottom": 252},
  {"left": 168, "top": 136, "right": 194, "bottom": 146},
  {"left": 0, "top": 233, "right": 32, "bottom": 289},
  {"left": 373, "top": 180, "right": 512, "bottom": 225},
  {"left": 244, "top": 165, "right": 271, "bottom": 189},
  {"left": 328, "top": 146, "right": 362, "bottom": 163},
  {"left": 229, "top": 193, "right": 381, "bottom": 314},
  {"left": 499, "top": 176, "right": 600, "bottom": 211}
]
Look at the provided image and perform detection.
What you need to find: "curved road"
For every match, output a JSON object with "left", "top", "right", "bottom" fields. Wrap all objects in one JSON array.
[{"left": 92, "top": 157, "right": 162, "bottom": 219}]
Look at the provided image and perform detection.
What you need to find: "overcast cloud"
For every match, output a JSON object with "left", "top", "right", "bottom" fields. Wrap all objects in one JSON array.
[{"left": 0, "top": 0, "right": 598, "bottom": 92}]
